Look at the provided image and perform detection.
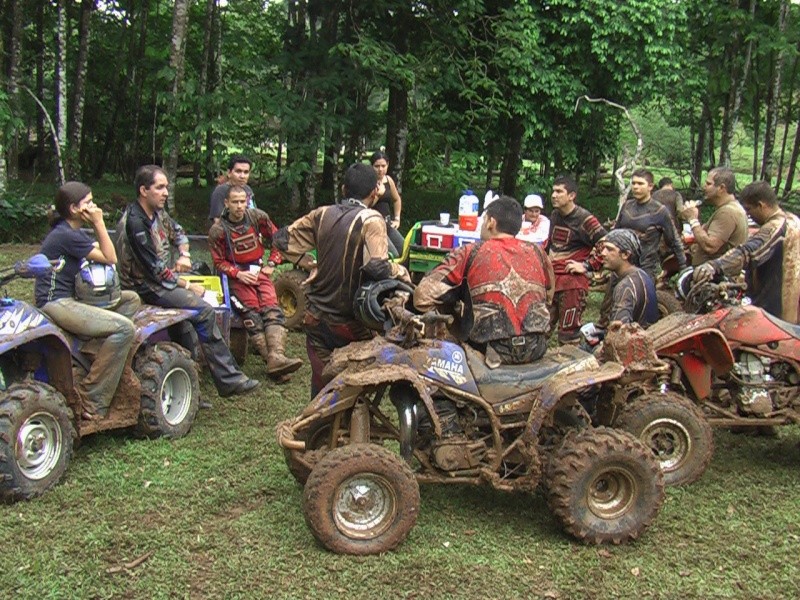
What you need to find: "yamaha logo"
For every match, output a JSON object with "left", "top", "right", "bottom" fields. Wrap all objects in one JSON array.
[{"left": 452, "top": 350, "right": 463, "bottom": 363}]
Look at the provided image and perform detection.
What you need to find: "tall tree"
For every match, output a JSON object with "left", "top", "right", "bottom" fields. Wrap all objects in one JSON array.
[
  {"left": 68, "top": 0, "right": 96, "bottom": 178},
  {"left": 4, "top": 0, "right": 22, "bottom": 180},
  {"left": 54, "top": 0, "right": 68, "bottom": 184},
  {"left": 760, "top": 0, "right": 790, "bottom": 181},
  {"left": 162, "top": 0, "right": 192, "bottom": 211}
]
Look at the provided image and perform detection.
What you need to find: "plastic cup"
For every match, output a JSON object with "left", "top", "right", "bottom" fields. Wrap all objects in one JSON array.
[{"left": 440, "top": 213, "right": 450, "bottom": 225}]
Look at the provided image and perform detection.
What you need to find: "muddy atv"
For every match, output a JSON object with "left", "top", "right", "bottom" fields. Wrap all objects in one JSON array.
[
  {"left": 0, "top": 255, "right": 202, "bottom": 502},
  {"left": 277, "top": 297, "right": 668, "bottom": 555}
]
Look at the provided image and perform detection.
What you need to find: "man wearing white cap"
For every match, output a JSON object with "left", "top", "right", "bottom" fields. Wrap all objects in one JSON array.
[{"left": 520, "top": 194, "right": 551, "bottom": 246}]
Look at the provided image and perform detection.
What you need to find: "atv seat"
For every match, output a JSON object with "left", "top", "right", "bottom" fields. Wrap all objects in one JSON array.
[
  {"left": 464, "top": 344, "right": 599, "bottom": 404},
  {"left": 763, "top": 311, "right": 800, "bottom": 340}
]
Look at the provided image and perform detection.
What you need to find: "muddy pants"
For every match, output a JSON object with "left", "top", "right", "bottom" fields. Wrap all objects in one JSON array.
[
  {"left": 41, "top": 291, "right": 141, "bottom": 407},
  {"left": 303, "top": 312, "right": 373, "bottom": 397},
  {"left": 549, "top": 287, "right": 588, "bottom": 344}
]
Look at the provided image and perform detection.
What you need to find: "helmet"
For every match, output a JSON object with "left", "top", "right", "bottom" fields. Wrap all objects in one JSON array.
[
  {"left": 676, "top": 267, "right": 695, "bottom": 301},
  {"left": 353, "top": 279, "right": 414, "bottom": 331},
  {"left": 74, "top": 261, "right": 121, "bottom": 309}
]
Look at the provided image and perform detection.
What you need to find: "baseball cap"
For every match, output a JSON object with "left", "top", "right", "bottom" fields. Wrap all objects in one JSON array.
[{"left": 523, "top": 194, "right": 543, "bottom": 209}]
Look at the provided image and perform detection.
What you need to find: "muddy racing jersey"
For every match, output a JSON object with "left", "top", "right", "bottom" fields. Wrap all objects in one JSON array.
[
  {"left": 208, "top": 208, "right": 282, "bottom": 278},
  {"left": 616, "top": 198, "right": 686, "bottom": 279},
  {"left": 414, "top": 237, "right": 554, "bottom": 344},
  {"left": 710, "top": 209, "right": 800, "bottom": 323},
  {"left": 274, "top": 199, "right": 409, "bottom": 323},
  {"left": 116, "top": 202, "right": 189, "bottom": 296},
  {"left": 548, "top": 205, "right": 606, "bottom": 291},
  {"left": 608, "top": 267, "right": 658, "bottom": 327}
]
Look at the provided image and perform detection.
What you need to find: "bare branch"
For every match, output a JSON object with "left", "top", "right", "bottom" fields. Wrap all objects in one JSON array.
[
  {"left": 22, "top": 85, "right": 65, "bottom": 185},
  {"left": 575, "top": 96, "right": 643, "bottom": 212}
]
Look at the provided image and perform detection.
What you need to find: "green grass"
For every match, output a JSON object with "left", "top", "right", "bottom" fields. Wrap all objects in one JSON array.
[{"left": 1, "top": 243, "right": 800, "bottom": 599}]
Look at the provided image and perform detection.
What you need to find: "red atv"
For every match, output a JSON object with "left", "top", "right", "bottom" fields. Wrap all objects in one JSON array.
[{"left": 650, "top": 269, "right": 800, "bottom": 434}]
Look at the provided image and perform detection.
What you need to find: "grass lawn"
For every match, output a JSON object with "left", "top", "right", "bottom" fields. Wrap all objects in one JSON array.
[{"left": 1, "top": 244, "right": 799, "bottom": 599}]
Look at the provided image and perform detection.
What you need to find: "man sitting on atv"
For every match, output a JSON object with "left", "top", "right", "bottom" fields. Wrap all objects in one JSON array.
[
  {"left": 116, "top": 165, "right": 260, "bottom": 399},
  {"left": 35, "top": 182, "right": 141, "bottom": 419},
  {"left": 414, "top": 196, "right": 555, "bottom": 367}
]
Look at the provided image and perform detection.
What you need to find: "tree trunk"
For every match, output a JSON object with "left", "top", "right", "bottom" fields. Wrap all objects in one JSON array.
[
  {"left": 691, "top": 106, "right": 708, "bottom": 193},
  {"left": 706, "top": 108, "right": 716, "bottom": 168},
  {"left": 386, "top": 84, "right": 409, "bottom": 194},
  {"left": 499, "top": 115, "right": 524, "bottom": 197},
  {"left": 5, "top": 0, "right": 22, "bottom": 180},
  {"left": 781, "top": 115, "right": 800, "bottom": 195},
  {"left": 760, "top": 0, "right": 789, "bottom": 182},
  {"left": 775, "top": 49, "right": 799, "bottom": 193},
  {"left": 752, "top": 77, "right": 760, "bottom": 180},
  {"left": 54, "top": 0, "right": 68, "bottom": 185},
  {"left": 35, "top": 0, "right": 46, "bottom": 173},
  {"left": 719, "top": 0, "right": 756, "bottom": 167},
  {"left": 193, "top": 0, "right": 216, "bottom": 188},
  {"left": 162, "top": 0, "right": 192, "bottom": 213},
  {"left": 68, "top": 0, "right": 95, "bottom": 178}
]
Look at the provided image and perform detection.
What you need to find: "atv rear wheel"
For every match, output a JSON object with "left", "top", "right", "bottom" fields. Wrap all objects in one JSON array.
[
  {"left": 134, "top": 342, "right": 199, "bottom": 439},
  {"left": 0, "top": 382, "right": 75, "bottom": 502},
  {"left": 615, "top": 393, "right": 713, "bottom": 486},
  {"left": 274, "top": 269, "right": 308, "bottom": 331},
  {"left": 303, "top": 443, "right": 419, "bottom": 555},
  {"left": 547, "top": 427, "right": 664, "bottom": 544},
  {"left": 657, "top": 289, "right": 683, "bottom": 319}
]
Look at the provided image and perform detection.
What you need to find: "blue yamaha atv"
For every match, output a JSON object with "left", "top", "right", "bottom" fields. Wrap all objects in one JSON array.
[
  {"left": 278, "top": 286, "right": 669, "bottom": 555},
  {"left": 0, "top": 255, "right": 202, "bottom": 502}
]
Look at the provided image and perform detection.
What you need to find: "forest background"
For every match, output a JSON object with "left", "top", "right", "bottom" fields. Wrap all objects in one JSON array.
[{"left": 1, "top": 0, "right": 800, "bottom": 238}]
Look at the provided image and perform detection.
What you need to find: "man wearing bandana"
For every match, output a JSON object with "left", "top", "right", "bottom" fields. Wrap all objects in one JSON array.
[{"left": 568, "top": 229, "right": 658, "bottom": 329}]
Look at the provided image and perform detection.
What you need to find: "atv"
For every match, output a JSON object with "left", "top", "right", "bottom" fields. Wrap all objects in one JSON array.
[
  {"left": 0, "top": 255, "right": 202, "bottom": 502},
  {"left": 278, "top": 294, "right": 668, "bottom": 555}
]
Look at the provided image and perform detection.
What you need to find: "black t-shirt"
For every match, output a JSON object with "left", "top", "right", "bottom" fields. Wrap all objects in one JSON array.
[{"left": 34, "top": 220, "right": 96, "bottom": 307}]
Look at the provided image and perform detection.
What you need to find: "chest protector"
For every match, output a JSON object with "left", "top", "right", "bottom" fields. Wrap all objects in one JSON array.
[{"left": 222, "top": 216, "right": 263, "bottom": 265}]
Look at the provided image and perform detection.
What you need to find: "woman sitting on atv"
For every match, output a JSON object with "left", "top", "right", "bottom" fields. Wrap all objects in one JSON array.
[{"left": 34, "top": 182, "right": 141, "bottom": 419}]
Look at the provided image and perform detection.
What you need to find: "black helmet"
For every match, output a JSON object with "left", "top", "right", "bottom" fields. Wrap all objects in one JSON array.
[
  {"left": 74, "top": 260, "right": 121, "bottom": 309},
  {"left": 353, "top": 279, "right": 414, "bottom": 331}
]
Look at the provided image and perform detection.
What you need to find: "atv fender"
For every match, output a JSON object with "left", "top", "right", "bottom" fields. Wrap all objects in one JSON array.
[
  {"left": 132, "top": 306, "right": 201, "bottom": 345},
  {"left": 651, "top": 327, "right": 733, "bottom": 400},
  {"left": 299, "top": 365, "right": 442, "bottom": 438},
  {"left": 528, "top": 361, "right": 625, "bottom": 435}
]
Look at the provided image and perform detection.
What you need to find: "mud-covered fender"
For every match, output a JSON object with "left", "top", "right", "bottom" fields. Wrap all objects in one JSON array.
[
  {"left": 132, "top": 305, "right": 200, "bottom": 345},
  {"left": 528, "top": 361, "right": 625, "bottom": 435},
  {"left": 655, "top": 328, "right": 733, "bottom": 400},
  {"left": 300, "top": 365, "right": 443, "bottom": 438}
]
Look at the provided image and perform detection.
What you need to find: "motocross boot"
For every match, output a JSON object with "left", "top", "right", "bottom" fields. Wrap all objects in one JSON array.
[{"left": 261, "top": 326, "right": 303, "bottom": 379}]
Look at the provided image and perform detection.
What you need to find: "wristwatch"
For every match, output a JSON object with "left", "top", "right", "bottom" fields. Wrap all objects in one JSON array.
[{"left": 179, "top": 251, "right": 191, "bottom": 259}]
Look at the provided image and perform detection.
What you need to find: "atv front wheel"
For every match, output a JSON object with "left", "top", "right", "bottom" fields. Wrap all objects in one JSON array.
[
  {"left": 303, "top": 443, "right": 419, "bottom": 555},
  {"left": 547, "top": 427, "right": 664, "bottom": 544},
  {"left": 0, "top": 382, "right": 75, "bottom": 502},
  {"left": 134, "top": 342, "right": 199, "bottom": 439},
  {"left": 274, "top": 269, "right": 308, "bottom": 331},
  {"left": 615, "top": 393, "right": 713, "bottom": 486}
]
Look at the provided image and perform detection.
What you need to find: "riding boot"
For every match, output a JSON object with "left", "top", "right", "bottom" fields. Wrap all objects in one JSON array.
[{"left": 263, "top": 326, "right": 303, "bottom": 378}]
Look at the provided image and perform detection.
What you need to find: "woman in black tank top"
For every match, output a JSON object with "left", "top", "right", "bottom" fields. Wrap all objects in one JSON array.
[{"left": 370, "top": 151, "right": 405, "bottom": 256}]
